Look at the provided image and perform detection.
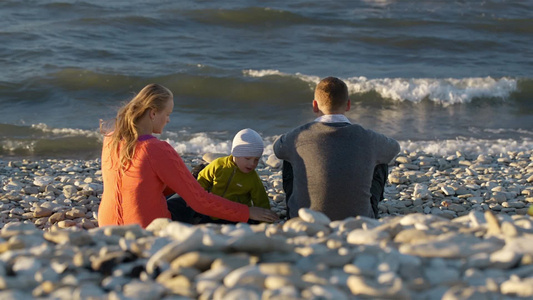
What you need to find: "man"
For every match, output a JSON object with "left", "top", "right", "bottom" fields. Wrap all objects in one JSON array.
[{"left": 274, "top": 77, "right": 400, "bottom": 221}]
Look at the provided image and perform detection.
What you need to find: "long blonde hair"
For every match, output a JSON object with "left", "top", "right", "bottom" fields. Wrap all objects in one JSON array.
[{"left": 109, "top": 83, "right": 173, "bottom": 169}]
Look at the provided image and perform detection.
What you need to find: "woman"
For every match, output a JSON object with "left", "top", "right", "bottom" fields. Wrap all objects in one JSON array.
[{"left": 98, "top": 83, "right": 279, "bottom": 228}]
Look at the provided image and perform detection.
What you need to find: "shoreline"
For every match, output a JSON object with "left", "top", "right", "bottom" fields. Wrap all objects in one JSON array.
[{"left": 0, "top": 148, "right": 532, "bottom": 299}]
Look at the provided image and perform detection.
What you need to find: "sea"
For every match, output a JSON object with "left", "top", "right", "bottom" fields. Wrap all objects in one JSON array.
[{"left": 1, "top": 0, "right": 532, "bottom": 160}]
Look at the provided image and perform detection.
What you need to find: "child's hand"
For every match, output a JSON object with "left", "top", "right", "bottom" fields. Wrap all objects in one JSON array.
[{"left": 248, "top": 207, "right": 279, "bottom": 223}]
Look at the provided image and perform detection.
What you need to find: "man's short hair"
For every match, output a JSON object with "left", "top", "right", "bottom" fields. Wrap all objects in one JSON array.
[{"left": 314, "top": 77, "right": 349, "bottom": 112}]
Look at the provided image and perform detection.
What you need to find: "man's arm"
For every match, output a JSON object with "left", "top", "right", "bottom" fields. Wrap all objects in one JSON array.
[
  {"left": 273, "top": 134, "right": 288, "bottom": 160},
  {"left": 369, "top": 130, "right": 400, "bottom": 164}
]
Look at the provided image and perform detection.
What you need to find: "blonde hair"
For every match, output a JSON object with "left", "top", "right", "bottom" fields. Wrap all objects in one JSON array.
[
  {"left": 314, "top": 77, "right": 349, "bottom": 112},
  {"left": 108, "top": 83, "right": 173, "bottom": 170}
]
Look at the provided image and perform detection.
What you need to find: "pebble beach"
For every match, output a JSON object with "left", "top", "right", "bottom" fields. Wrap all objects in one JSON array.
[
  {"left": 1, "top": 149, "right": 533, "bottom": 300},
  {"left": 2, "top": 0, "right": 532, "bottom": 299}
]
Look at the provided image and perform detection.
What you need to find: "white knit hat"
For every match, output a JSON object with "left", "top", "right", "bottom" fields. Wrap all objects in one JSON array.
[{"left": 231, "top": 128, "right": 264, "bottom": 157}]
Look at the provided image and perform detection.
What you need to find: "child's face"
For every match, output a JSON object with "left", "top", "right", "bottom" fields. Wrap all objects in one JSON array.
[{"left": 233, "top": 156, "right": 260, "bottom": 173}]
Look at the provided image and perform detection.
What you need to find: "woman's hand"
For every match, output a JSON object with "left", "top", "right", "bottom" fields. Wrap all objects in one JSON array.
[{"left": 248, "top": 207, "right": 279, "bottom": 223}]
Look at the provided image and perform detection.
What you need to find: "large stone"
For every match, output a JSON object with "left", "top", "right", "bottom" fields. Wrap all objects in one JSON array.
[
  {"left": 146, "top": 228, "right": 204, "bottom": 274},
  {"left": 347, "top": 229, "right": 390, "bottom": 245},
  {"left": 485, "top": 210, "right": 501, "bottom": 235},
  {"left": 302, "top": 285, "right": 350, "bottom": 300},
  {"left": 44, "top": 230, "right": 94, "bottom": 246},
  {"left": 399, "top": 234, "right": 504, "bottom": 258},
  {"left": 62, "top": 185, "right": 78, "bottom": 198},
  {"left": 347, "top": 275, "right": 410, "bottom": 299},
  {"left": 170, "top": 251, "right": 221, "bottom": 271},
  {"left": 122, "top": 280, "right": 167, "bottom": 299},
  {"left": 34, "top": 207, "right": 53, "bottom": 218},
  {"left": 501, "top": 276, "right": 533, "bottom": 297},
  {"left": 224, "top": 265, "right": 265, "bottom": 288},
  {"left": 283, "top": 218, "right": 330, "bottom": 236},
  {"left": 202, "top": 153, "right": 226, "bottom": 163},
  {"left": 211, "top": 253, "right": 258, "bottom": 270},
  {"left": 298, "top": 208, "right": 331, "bottom": 226},
  {"left": 265, "top": 154, "right": 281, "bottom": 169},
  {"left": 33, "top": 176, "right": 55, "bottom": 187}
]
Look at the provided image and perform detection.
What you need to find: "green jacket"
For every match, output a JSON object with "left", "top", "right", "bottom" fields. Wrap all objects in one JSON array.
[{"left": 197, "top": 155, "right": 270, "bottom": 209}]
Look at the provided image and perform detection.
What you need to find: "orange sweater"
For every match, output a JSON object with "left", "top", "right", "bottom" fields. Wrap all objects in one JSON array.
[{"left": 98, "top": 135, "right": 249, "bottom": 228}]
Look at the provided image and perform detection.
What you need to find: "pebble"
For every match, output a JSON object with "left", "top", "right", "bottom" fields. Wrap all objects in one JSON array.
[{"left": 0, "top": 149, "right": 532, "bottom": 299}]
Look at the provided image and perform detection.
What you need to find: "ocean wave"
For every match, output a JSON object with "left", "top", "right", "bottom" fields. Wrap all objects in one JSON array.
[
  {"left": 1, "top": 123, "right": 531, "bottom": 159},
  {"left": 244, "top": 69, "right": 320, "bottom": 85},
  {"left": 0, "top": 123, "right": 103, "bottom": 158},
  {"left": 345, "top": 76, "right": 517, "bottom": 105},
  {"left": 245, "top": 69, "right": 521, "bottom": 105},
  {"left": 0, "top": 139, "right": 36, "bottom": 155},
  {"left": 168, "top": 135, "right": 533, "bottom": 158},
  {"left": 481, "top": 128, "right": 533, "bottom": 136},
  {"left": 30, "top": 123, "right": 102, "bottom": 138},
  {"left": 399, "top": 138, "right": 532, "bottom": 157},
  {"left": 5, "top": 68, "right": 526, "bottom": 107},
  {"left": 182, "top": 7, "right": 310, "bottom": 27},
  {"left": 0, "top": 136, "right": 102, "bottom": 159},
  {"left": 162, "top": 131, "right": 532, "bottom": 158},
  {"left": 164, "top": 133, "right": 232, "bottom": 156},
  {"left": 244, "top": 69, "right": 288, "bottom": 77}
]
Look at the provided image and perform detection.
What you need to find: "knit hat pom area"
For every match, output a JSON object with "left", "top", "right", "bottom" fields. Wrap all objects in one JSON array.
[{"left": 231, "top": 128, "right": 264, "bottom": 158}]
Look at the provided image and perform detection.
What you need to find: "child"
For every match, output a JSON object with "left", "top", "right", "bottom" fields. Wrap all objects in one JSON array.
[{"left": 196, "top": 128, "right": 271, "bottom": 223}]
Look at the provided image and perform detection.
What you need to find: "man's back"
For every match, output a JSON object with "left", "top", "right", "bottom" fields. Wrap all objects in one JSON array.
[{"left": 274, "top": 121, "right": 400, "bottom": 221}]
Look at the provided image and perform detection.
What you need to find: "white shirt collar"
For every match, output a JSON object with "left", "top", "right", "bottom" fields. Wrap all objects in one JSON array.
[{"left": 314, "top": 114, "right": 351, "bottom": 124}]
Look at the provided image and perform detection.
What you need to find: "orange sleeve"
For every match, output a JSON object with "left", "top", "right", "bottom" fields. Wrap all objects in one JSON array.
[
  {"left": 147, "top": 141, "right": 249, "bottom": 223},
  {"left": 162, "top": 186, "right": 174, "bottom": 197}
]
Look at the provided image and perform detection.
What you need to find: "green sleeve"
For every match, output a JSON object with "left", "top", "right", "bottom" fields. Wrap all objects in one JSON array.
[
  {"left": 250, "top": 174, "right": 271, "bottom": 209},
  {"left": 197, "top": 162, "right": 215, "bottom": 192}
]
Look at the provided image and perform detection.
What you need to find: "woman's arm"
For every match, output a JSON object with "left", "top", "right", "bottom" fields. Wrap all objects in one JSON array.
[{"left": 149, "top": 142, "right": 250, "bottom": 222}]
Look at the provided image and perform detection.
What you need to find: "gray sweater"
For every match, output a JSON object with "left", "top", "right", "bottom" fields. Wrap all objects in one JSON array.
[{"left": 274, "top": 121, "right": 400, "bottom": 221}]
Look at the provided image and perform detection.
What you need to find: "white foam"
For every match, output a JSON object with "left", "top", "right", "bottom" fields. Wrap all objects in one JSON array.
[
  {"left": 244, "top": 69, "right": 286, "bottom": 77},
  {"left": 243, "top": 69, "right": 321, "bottom": 85},
  {"left": 483, "top": 128, "right": 533, "bottom": 136},
  {"left": 31, "top": 123, "right": 101, "bottom": 138},
  {"left": 12, "top": 123, "right": 531, "bottom": 159},
  {"left": 400, "top": 138, "right": 532, "bottom": 157},
  {"left": 345, "top": 76, "right": 517, "bottom": 105},
  {"left": 164, "top": 133, "right": 232, "bottom": 155},
  {"left": 244, "top": 69, "right": 518, "bottom": 105},
  {"left": 0, "top": 140, "right": 36, "bottom": 152},
  {"left": 362, "top": 0, "right": 395, "bottom": 6},
  {"left": 164, "top": 132, "right": 277, "bottom": 157},
  {"left": 165, "top": 132, "right": 531, "bottom": 158}
]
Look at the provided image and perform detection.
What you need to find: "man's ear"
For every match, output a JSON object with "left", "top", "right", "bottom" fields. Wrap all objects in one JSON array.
[
  {"left": 345, "top": 99, "right": 351, "bottom": 112},
  {"left": 312, "top": 100, "right": 319, "bottom": 113}
]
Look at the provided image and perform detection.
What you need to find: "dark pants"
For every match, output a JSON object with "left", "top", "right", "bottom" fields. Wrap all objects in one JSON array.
[
  {"left": 166, "top": 194, "right": 258, "bottom": 225},
  {"left": 369, "top": 164, "right": 388, "bottom": 218},
  {"left": 166, "top": 194, "right": 197, "bottom": 224},
  {"left": 166, "top": 162, "right": 249, "bottom": 225},
  {"left": 282, "top": 161, "right": 389, "bottom": 219},
  {"left": 282, "top": 160, "right": 294, "bottom": 218}
]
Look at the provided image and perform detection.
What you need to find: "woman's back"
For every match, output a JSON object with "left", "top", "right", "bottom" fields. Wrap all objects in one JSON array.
[{"left": 99, "top": 135, "right": 172, "bottom": 228}]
